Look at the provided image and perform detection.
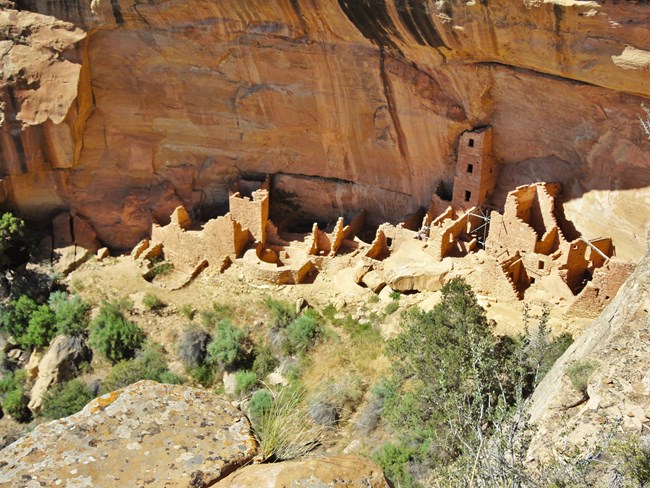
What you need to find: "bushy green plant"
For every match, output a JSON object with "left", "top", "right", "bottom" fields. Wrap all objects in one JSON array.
[
  {"left": 48, "top": 291, "right": 90, "bottom": 336},
  {"left": 188, "top": 364, "right": 216, "bottom": 387},
  {"left": 283, "top": 310, "right": 322, "bottom": 355},
  {"left": 41, "top": 379, "right": 94, "bottom": 420},
  {"left": 263, "top": 297, "right": 296, "bottom": 329},
  {"left": 101, "top": 342, "right": 183, "bottom": 393},
  {"left": 181, "top": 304, "right": 195, "bottom": 321},
  {"left": 235, "top": 370, "right": 257, "bottom": 396},
  {"left": 252, "top": 343, "right": 278, "bottom": 379},
  {"left": 150, "top": 262, "right": 173, "bottom": 277},
  {"left": 381, "top": 277, "right": 536, "bottom": 482},
  {"left": 178, "top": 327, "right": 211, "bottom": 368},
  {"left": 200, "top": 302, "right": 231, "bottom": 327},
  {"left": 0, "top": 212, "right": 24, "bottom": 270},
  {"left": 206, "top": 319, "right": 247, "bottom": 369},
  {"left": 0, "top": 294, "right": 38, "bottom": 345},
  {"left": 389, "top": 290, "right": 401, "bottom": 301},
  {"left": 142, "top": 293, "right": 165, "bottom": 311},
  {"left": 89, "top": 300, "right": 145, "bottom": 363},
  {"left": 2, "top": 386, "right": 30, "bottom": 422},
  {"left": 567, "top": 360, "right": 597, "bottom": 395},
  {"left": 373, "top": 443, "right": 420, "bottom": 488},
  {"left": 249, "top": 389, "right": 274, "bottom": 420},
  {"left": 22, "top": 304, "right": 57, "bottom": 348},
  {"left": 384, "top": 300, "right": 399, "bottom": 315},
  {"left": 613, "top": 436, "right": 650, "bottom": 485}
]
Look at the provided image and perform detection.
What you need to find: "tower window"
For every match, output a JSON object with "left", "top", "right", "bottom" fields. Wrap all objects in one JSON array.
[
  {"left": 468, "top": 138, "right": 475, "bottom": 147},
  {"left": 538, "top": 260, "right": 544, "bottom": 270},
  {"left": 467, "top": 164, "right": 473, "bottom": 173},
  {"left": 464, "top": 190, "right": 471, "bottom": 202}
]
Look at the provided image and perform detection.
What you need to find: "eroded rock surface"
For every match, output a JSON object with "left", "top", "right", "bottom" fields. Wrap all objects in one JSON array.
[
  {"left": 0, "top": 380, "right": 258, "bottom": 487},
  {"left": 527, "top": 231, "right": 650, "bottom": 461},
  {"left": 28, "top": 334, "right": 91, "bottom": 412},
  {"left": 213, "top": 454, "right": 391, "bottom": 488}
]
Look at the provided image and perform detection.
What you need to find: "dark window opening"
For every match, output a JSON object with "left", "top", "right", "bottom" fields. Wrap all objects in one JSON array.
[
  {"left": 530, "top": 277, "right": 536, "bottom": 284},
  {"left": 538, "top": 260, "right": 544, "bottom": 270},
  {"left": 464, "top": 190, "right": 471, "bottom": 202},
  {"left": 386, "top": 237, "right": 393, "bottom": 247},
  {"left": 468, "top": 138, "right": 475, "bottom": 147},
  {"left": 467, "top": 164, "right": 473, "bottom": 173}
]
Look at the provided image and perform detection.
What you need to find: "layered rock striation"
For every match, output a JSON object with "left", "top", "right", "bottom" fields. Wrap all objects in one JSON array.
[{"left": 0, "top": 0, "right": 648, "bottom": 259}]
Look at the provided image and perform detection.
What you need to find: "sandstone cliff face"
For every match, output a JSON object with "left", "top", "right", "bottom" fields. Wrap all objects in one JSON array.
[
  {"left": 527, "top": 231, "right": 650, "bottom": 461},
  {"left": 1, "top": 0, "right": 649, "bottom": 258}
]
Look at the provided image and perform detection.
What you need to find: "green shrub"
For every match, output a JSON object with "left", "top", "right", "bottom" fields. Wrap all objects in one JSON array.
[
  {"left": 283, "top": 310, "right": 322, "bottom": 355},
  {"left": 0, "top": 212, "right": 24, "bottom": 270},
  {"left": 142, "top": 293, "right": 165, "bottom": 311},
  {"left": 41, "top": 380, "right": 94, "bottom": 420},
  {"left": 48, "top": 291, "right": 90, "bottom": 336},
  {"left": 90, "top": 300, "right": 145, "bottom": 363},
  {"left": 373, "top": 443, "right": 420, "bottom": 488},
  {"left": 249, "top": 389, "right": 274, "bottom": 420},
  {"left": 2, "top": 386, "right": 30, "bottom": 422},
  {"left": 101, "top": 342, "right": 183, "bottom": 393},
  {"left": 0, "top": 372, "right": 20, "bottom": 395},
  {"left": 200, "top": 302, "right": 232, "bottom": 327},
  {"left": 263, "top": 297, "right": 296, "bottom": 329},
  {"left": 178, "top": 327, "right": 211, "bottom": 368},
  {"left": 252, "top": 343, "right": 278, "bottom": 379},
  {"left": 613, "top": 436, "right": 650, "bottom": 486},
  {"left": 0, "top": 295, "right": 38, "bottom": 345},
  {"left": 188, "top": 364, "right": 216, "bottom": 387},
  {"left": 384, "top": 300, "right": 399, "bottom": 315},
  {"left": 235, "top": 370, "right": 257, "bottom": 396},
  {"left": 567, "top": 360, "right": 597, "bottom": 395},
  {"left": 150, "top": 262, "right": 173, "bottom": 277},
  {"left": 389, "top": 290, "right": 401, "bottom": 301},
  {"left": 382, "top": 277, "right": 526, "bottom": 476},
  {"left": 181, "top": 304, "right": 195, "bottom": 321},
  {"left": 206, "top": 319, "right": 247, "bottom": 369},
  {"left": 22, "top": 304, "right": 57, "bottom": 348}
]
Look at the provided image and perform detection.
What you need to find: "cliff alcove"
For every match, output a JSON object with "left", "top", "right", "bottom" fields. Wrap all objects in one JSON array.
[{"left": 0, "top": 0, "right": 647, "bottom": 258}]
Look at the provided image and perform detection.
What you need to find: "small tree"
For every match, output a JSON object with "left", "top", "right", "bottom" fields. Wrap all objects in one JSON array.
[
  {"left": 0, "top": 212, "right": 24, "bottom": 270},
  {"left": 89, "top": 300, "right": 145, "bottom": 363}
]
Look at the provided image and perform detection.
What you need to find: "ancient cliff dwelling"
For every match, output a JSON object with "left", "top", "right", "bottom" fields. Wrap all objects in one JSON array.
[{"left": 0, "top": 0, "right": 649, "bottom": 487}]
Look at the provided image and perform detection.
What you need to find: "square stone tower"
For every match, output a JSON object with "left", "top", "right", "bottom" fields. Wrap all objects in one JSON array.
[{"left": 451, "top": 126, "right": 498, "bottom": 210}]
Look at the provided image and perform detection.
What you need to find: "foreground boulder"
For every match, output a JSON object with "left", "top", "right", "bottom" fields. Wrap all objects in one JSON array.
[
  {"left": 214, "top": 454, "right": 391, "bottom": 488},
  {"left": 0, "top": 381, "right": 258, "bottom": 487}
]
